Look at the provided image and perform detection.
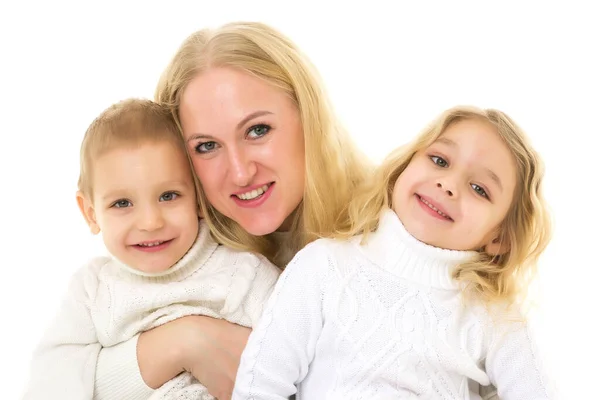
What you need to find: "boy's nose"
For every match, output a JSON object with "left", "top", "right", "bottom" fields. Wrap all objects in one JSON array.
[{"left": 137, "top": 205, "right": 165, "bottom": 231}]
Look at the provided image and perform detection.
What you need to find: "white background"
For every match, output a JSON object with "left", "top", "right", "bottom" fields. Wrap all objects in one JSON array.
[{"left": 1, "top": 1, "right": 598, "bottom": 398}]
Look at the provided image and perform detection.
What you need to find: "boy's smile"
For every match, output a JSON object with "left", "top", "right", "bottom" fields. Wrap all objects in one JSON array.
[{"left": 79, "top": 141, "right": 199, "bottom": 273}]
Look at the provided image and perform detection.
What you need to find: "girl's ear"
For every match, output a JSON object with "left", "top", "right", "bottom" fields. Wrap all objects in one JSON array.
[
  {"left": 483, "top": 233, "right": 510, "bottom": 257},
  {"left": 76, "top": 191, "right": 101, "bottom": 234}
]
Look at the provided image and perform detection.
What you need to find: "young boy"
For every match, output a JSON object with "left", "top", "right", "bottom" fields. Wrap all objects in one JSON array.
[{"left": 22, "top": 99, "right": 281, "bottom": 399}]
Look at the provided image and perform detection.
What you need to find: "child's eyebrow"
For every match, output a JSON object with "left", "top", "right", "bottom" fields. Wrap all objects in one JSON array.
[
  {"left": 485, "top": 168, "right": 503, "bottom": 192},
  {"left": 101, "top": 191, "right": 127, "bottom": 202},
  {"left": 161, "top": 180, "right": 194, "bottom": 188},
  {"left": 434, "top": 137, "right": 456, "bottom": 147}
]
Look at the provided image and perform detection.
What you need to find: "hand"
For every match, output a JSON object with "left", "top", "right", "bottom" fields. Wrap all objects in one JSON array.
[
  {"left": 181, "top": 317, "right": 251, "bottom": 400},
  {"left": 137, "top": 317, "right": 191, "bottom": 389},
  {"left": 136, "top": 315, "right": 251, "bottom": 399}
]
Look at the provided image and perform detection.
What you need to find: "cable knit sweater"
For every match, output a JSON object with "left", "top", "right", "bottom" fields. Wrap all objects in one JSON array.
[
  {"left": 233, "top": 209, "right": 552, "bottom": 400},
  {"left": 23, "top": 221, "right": 281, "bottom": 400}
]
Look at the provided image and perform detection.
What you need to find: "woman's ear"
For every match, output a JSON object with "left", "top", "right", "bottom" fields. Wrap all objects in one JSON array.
[
  {"left": 483, "top": 233, "right": 510, "bottom": 257},
  {"left": 76, "top": 191, "right": 101, "bottom": 234}
]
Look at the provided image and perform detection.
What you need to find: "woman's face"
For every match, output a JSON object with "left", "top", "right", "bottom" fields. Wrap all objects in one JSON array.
[{"left": 179, "top": 67, "right": 306, "bottom": 235}]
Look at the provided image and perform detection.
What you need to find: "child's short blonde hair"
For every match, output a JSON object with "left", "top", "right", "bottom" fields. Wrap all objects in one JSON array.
[
  {"left": 78, "top": 98, "right": 185, "bottom": 198},
  {"left": 335, "top": 105, "right": 552, "bottom": 306}
]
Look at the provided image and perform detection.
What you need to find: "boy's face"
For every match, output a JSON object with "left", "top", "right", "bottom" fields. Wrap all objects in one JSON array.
[
  {"left": 78, "top": 141, "right": 199, "bottom": 273},
  {"left": 392, "top": 118, "right": 517, "bottom": 252}
]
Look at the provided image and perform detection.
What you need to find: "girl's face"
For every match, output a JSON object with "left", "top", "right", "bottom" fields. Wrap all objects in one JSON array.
[
  {"left": 392, "top": 118, "right": 517, "bottom": 251},
  {"left": 179, "top": 67, "right": 306, "bottom": 236}
]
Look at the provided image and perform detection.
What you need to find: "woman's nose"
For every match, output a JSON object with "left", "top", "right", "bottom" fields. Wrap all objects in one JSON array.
[{"left": 228, "top": 148, "right": 257, "bottom": 187}]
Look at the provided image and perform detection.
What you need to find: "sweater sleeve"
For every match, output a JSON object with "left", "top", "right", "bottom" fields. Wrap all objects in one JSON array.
[
  {"left": 22, "top": 266, "right": 102, "bottom": 400},
  {"left": 232, "top": 241, "right": 330, "bottom": 400},
  {"left": 94, "top": 334, "right": 154, "bottom": 400},
  {"left": 485, "top": 315, "right": 554, "bottom": 400}
]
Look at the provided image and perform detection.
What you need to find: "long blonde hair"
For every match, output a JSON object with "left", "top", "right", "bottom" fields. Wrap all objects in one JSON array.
[
  {"left": 335, "top": 105, "right": 552, "bottom": 306},
  {"left": 155, "top": 22, "right": 371, "bottom": 266}
]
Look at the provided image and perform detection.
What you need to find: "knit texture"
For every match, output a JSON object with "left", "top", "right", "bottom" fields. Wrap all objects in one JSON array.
[
  {"left": 23, "top": 221, "right": 281, "bottom": 400},
  {"left": 233, "top": 209, "right": 552, "bottom": 400}
]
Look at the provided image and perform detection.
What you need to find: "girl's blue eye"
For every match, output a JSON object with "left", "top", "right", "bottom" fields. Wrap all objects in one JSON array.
[
  {"left": 247, "top": 124, "right": 271, "bottom": 139},
  {"left": 430, "top": 155, "right": 448, "bottom": 167},
  {"left": 160, "top": 192, "right": 179, "bottom": 202},
  {"left": 471, "top": 184, "right": 488, "bottom": 198},
  {"left": 195, "top": 141, "right": 218, "bottom": 154},
  {"left": 113, "top": 199, "right": 132, "bottom": 208}
]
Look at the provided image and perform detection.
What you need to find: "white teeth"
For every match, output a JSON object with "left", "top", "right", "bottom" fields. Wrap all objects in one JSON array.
[
  {"left": 139, "top": 241, "right": 163, "bottom": 247},
  {"left": 236, "top": 184, "right": 270, "bottom": 200},
  {"left": 419, "top": 197, "right": 450, "bottom": 219}
]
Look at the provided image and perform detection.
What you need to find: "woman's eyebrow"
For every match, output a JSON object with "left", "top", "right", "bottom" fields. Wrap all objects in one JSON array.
[
  {"left": 236, "top": 110, "right": 273, "bottom": 130},
  {"left": 186, "top": 110, "right": 274, "bottom": 143}
]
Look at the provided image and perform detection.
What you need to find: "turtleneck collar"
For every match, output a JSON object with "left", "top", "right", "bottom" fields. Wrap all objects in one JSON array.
[
  {"left": 114, "top": 221, "right": 218, "bottom": 283},
  {"left": 357, "top": 209, "right": 479, "bottom": 290}
]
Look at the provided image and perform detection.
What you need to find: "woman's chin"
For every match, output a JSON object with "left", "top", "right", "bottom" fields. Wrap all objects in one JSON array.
[{"left": 238, "top": 217, "right": 283, "bottom": 237}]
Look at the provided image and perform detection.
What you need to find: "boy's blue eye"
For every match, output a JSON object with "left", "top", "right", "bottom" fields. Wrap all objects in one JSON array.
[
  {"left": 113, "top": 199, "right": 131, "bottom": 208},
  {"left": 160, "top": 192, "right": 179, "bottom": 202},
  {"left": 247, "top": 124, "right": 271, "bottom": 138},
  {"left": 430, "top": 156, "right": 448, "bottom": 167}
]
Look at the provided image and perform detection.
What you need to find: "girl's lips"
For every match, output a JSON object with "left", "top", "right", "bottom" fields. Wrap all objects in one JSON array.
[{"left": 415, "top": 194, "right": 454, "bottom": 221}]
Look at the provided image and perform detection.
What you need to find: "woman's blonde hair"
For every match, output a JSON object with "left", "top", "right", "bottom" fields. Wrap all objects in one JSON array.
[
  {"left": 155, "top": 21, "right": 371, "bottom": 266},
  {"left": 335, "top": 105, "right": 552, "bottom": 306}
]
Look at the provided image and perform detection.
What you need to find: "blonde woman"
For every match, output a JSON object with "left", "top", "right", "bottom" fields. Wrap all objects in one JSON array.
[
  {"left": 91, "top": 22, "right": 371, "bottom": 400},
  {"left": 233, "top": 106, "right": 553, "bottom": 399}
]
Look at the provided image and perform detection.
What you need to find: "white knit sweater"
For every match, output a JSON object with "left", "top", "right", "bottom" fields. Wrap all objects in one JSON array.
[
  {"left": 233, "top": 210, "right": 552, "bottom": 400},
  {"left": 23, "top": 221, "right": 281, "bottom": 400}
]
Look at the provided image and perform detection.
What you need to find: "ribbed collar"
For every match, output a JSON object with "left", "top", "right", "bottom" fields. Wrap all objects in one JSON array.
[
  {"left": 357, "top": 209, "right": 478, "bottom": 290},
  {"left": 115, "top": 221, "right": 218, "bottom": 283}
]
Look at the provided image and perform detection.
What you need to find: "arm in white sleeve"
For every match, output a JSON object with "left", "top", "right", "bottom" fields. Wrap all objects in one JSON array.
[
  {"left": 486, "top": 316, "right": 554, "bottom": 400},
  {"left": 232, "top": 241, "right": 330, "bottom": 400},
  {"left": 94, "top": 334, "right": 154, "bottom": 400},
  {"left": 22, "top": 267, "right": 101, "bottom": 400}
]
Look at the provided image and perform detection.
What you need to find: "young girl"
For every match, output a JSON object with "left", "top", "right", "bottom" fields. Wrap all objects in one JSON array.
[
  {"left": 233, "top": 105, "right": 553, "bottom": 399},
  {"left": 22, "top": 99, "right": 281, "bottom": 400}
]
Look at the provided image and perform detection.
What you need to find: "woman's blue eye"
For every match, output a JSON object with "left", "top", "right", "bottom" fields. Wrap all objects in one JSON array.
[
  {"left": 113, "top": 199, "right": 132, "bottom": 208},
  {"left": 430, "top": 156, "right": 448, "bottom": 167},
  {"left": 160, "top": 192, "right": 179, "bottom": 202},
  {"left": 195, "top": 141, "right": 218, "bottom": 153},
  {"left": 471, "top": 184, "right": 488, "bottom": 198},
  {"left": 247, "top": 124, "right": 271, "bottom": 138}
]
